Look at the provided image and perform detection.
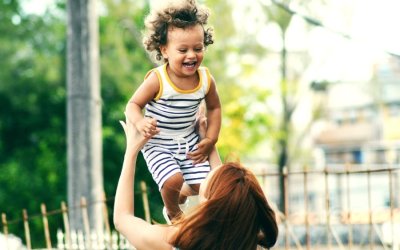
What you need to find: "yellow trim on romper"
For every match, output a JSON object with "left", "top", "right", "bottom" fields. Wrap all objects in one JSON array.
[
  {"left": 162, "top": 63, "right": 203, "bottom": 94},
  {"left": 144, "top": 69, "right": 163, "bottom": 101},
  {"left": 203, "top": 67, "right": 212, "bottom": 94}
]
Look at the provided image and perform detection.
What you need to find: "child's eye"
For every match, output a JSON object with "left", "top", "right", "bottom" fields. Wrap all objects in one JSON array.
[
  {"left": 194, "top": 48, "right": 204, "bottom": 52},
  {"left": 178, "top": 49, "right": 187, "bottom": 53}
]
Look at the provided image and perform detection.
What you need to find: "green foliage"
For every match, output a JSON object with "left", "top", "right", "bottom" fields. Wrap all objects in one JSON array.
[
  {"left": 0, "top": 0, "right": 163, "bottom": 245},
  {"left": 202, "top": 0, "right": 276, "bottom": 160},
  {"left": 218, "top": 85, "right": 274, "bottom": 157},
  {"left": 0, "top": 0, "right": 67, "bottom": 246}
]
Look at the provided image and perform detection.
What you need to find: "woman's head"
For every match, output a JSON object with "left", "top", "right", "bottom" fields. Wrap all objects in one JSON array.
[
  {"left": 172, "top": 162, "right": 279, "bottom": 250},
  {"left": 143, "top": 0, "right": 214, "bottom": 62}
]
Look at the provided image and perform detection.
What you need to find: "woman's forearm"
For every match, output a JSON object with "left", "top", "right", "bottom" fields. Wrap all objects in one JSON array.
[
  {"left": 208, "top": 146, "right": 222, "bottom": 169},
  {"left": 113, "top": 147, "right": 138, "bottom": 228}
]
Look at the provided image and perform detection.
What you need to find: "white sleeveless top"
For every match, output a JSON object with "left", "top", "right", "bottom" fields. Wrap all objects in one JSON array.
[{"left": 144, "top": 63, "right": 211, "bottom": 141}]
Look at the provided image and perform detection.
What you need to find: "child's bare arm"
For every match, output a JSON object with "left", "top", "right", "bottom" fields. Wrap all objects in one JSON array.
[
  {"left": 125, "top": 73, "right": 160, "bottom": 138},
  {"left": 193, "top": 103, "right": 222, "bottom": 168},
  {"left": 188, "top": 77, "right": 221, "bottom": 164}
]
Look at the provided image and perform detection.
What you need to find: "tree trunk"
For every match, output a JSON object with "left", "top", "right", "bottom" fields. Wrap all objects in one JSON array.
[
  {"left": 67, "top": 0, "right": 103, "bottom": 232},
  {"left": 278, "top": 31, "right": 289, "bottom": 213}
]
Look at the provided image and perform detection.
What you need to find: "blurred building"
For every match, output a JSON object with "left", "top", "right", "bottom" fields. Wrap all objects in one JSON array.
[
  {"left": 255, "top": 56, "right": 400, "bottom": 219},
  {"left": 305, "top": 56, "right": 400, "bottom": 217},
  {"left": 314, "top": 56, "right": 400, "bottom": 165}
]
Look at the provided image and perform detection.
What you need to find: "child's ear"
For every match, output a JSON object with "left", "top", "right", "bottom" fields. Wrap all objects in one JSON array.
[{"left": 160, "top": 45, "right": 168, "bottom": 59}]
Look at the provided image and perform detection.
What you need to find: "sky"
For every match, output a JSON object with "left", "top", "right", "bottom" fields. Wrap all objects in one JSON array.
[
  {"left": 234, "top": 0, "right": 400, "bottom": 82},
  {"left": 22, "top": 0, "right": 54, "bottom": 14},
  {"left": 232, "top": 0, "right": 400, "bottom": 116},
  {"left": 351, "top": 0, "right": 400, "bottom": 55}
]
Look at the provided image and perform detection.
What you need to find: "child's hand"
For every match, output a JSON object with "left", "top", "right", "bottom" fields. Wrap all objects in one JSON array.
[
  {"left": 135, "top": 117, "right": 160, "bottom": 138},
  {"left": 187, "top": 138, "right": 214, "bottom": 164},
  {"left": 119, "top": 113, "right": 149, "bottom": 151}
]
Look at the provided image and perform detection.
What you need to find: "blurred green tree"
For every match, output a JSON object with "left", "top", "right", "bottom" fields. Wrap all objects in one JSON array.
[
  {"left": 0, "top": 0, "right": 67, "bottom": 246},
  {"left": 203, "top": 0, "right": 275, "bottom": 158}
]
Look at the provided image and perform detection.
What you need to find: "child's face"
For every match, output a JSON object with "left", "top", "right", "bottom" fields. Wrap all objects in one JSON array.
[{"left": 160, "top": 24, "right": 205, "bottom": 78}]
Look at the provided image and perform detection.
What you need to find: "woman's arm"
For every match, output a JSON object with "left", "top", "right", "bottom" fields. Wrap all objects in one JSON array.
[{"left": 113, "top": 115, "right": 171, "bottom": 250}]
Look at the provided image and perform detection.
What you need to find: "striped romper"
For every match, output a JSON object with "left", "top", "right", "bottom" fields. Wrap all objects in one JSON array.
[{"left": 141, "top": 63, "right": 211, "bottom": 190}]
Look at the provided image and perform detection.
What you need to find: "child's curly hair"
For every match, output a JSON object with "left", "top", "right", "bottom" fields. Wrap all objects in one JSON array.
[{"left": 143, "top": 0, "right": 214, "bottom": 62}]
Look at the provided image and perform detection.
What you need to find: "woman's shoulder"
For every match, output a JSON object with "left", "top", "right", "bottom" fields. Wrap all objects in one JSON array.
[
  {"left": 136, "top": 224, "right": 177, "bottom": 250},
  {"left": 118, "top": 218, "right": 177, "bottom": 250}
]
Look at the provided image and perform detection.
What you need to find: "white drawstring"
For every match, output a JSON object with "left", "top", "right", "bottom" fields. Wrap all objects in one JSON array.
[{"left": 173, "top": 137, "right": 189, "bottom": 159}]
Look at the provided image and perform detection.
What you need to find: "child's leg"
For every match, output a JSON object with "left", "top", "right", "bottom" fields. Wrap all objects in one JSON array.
[
  {"left": 188, "top": 183, "right": 200, "bottom": 194},
  {"left": 160, "top": 173, "right": 185, "bottom": 220},
  {"left": 178, "top": 183, "right": 194, "bottom": 204},
  {"left": 179, "top": 182, "right": 201, "bottom": 204},
  {"left": 178, "top": 183, "right": 200, "bottom": 211},
  {"left": 178, "top": 144, "right": 219, "bottom": 204}
]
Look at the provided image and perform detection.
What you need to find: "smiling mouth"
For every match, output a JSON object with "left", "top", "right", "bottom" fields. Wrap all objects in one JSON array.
[{"left": 183, "top": 62, "right": 197, "bottom": 68}]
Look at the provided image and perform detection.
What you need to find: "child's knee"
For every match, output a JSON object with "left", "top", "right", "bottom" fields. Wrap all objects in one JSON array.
[
  {"left": 162, "top": 173, "right": 184, "bottom": 191},
  {"left": 189, "top": 183, "right": 200, "bottom": 194}
]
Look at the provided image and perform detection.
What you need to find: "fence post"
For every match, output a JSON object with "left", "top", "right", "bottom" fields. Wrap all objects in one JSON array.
[
  {"left": 367, "top": 168, "right": 373, "bottom": 250},
  {"left": 1, "top": 213, "right": 9, "bottom": 250},
  {"left": 388, "top": 168, "right": 395, "bottom": 249},
  {"left": 345, "top": 164, "right": 353, "bottom": 250},
  {"left": 283, "top": 166, "right": 289, "bottom": 250},
  {"left": 81, "top": 197, "right": 92, "bottom": 250},
  {"left": 61, "top": 201, "right": 71, "bottom": 249},
  {"left": 22, "top": 209, "right": 32, "bottom": 250},
  {"left": 140, "top": 181, "right": 151, "bottom": 223},
  {"left": 324, "top": 167, "right": 331, "bottom": 250},
  {"left": 102, "top": 191, "right": 112, "bottom": 249},
  {"left": 41, "top": 203, "right": 52, "bottom": 249},
  {"left": 303, "top": 166, "right": 310, "bottom": 250}
]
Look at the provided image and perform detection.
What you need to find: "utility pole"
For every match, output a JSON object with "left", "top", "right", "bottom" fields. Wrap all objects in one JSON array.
[{"left": 66, "top": 0, "right": 103, "bottom": 232}]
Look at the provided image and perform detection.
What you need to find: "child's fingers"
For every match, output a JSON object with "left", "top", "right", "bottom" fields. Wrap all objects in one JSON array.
[
  {"left": 192, "top": 155, "right": 208, "bottom": 164},
  {"left": 149, "top": 117, "right": 158, "bottom": 126},
  {"left": 187, "top": 149, "right": 207, "bottom": 162}
]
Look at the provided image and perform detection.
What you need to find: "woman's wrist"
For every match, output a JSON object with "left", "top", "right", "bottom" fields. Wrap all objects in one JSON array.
[
  {"left": 124, "top": 145, "right": 141, "bottom": 161},
  {"left": 125, "top": 146, "right": 139, "bottom": 156}
]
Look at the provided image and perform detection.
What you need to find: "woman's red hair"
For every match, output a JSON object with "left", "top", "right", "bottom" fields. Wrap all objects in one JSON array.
[{"left": 171, "top": 162, "right": 278, "bottom": 250}]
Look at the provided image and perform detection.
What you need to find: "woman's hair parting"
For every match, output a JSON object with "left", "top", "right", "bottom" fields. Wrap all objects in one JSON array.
[
  {"left": 171, "top": 162, "right": 279, "bottom": 250},
  {"left": 142, "top": 0, "right": 214, "bottom": 61}
]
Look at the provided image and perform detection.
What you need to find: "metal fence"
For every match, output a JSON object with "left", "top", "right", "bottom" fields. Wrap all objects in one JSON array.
[
  {"left": 255, "top": 164, "right": 400, "bottom": 250},
  {"left": 1, "top": 166, "right": 400, "bottom": 250},
  {"left": 0, "top": 181, "right": 151, "bottom": 250}
]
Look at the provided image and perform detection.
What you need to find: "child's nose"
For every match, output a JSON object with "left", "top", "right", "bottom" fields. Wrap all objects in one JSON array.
[{"left": 187, "top": 50, "right": 196, "bottom": 58}]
